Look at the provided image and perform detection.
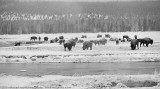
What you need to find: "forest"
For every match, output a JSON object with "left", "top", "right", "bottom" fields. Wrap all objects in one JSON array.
[{"left": 0, "top": 0, "right": 160, "bottom": 34}]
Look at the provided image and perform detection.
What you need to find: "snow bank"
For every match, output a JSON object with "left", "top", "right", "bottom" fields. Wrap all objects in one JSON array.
[{"left": 0, "top": 74, "right": 160, "bottom": 89}]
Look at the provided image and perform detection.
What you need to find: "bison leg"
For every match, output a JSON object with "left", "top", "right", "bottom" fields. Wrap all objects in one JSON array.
[
  {"left": 146, "top": 43, "right": 148, "bottom": 47},
  {"left": 64, "top": 47, "right": 66, "bottom": 51},
  {"left": 70, "top": 46, "right": 72, "bottom": 51},
  {"left": 90, "top": 47, "right": 92, "bottom": 50},
  {"left": 137, "top": 43, "right": 139, "bottom": 49},
  {"left": 140, "top": 42, "right": 142, "bottom": 47},
  {"left": 18, "top": 43, "right": 20, "bottom": 46},
  {"left": 64, "top": 44, "right": 67, "bottom": 51}
]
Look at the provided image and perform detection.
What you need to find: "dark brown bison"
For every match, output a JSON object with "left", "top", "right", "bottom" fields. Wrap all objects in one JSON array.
[
  {"left": 69, "top": 39, "right": 76, "bottom": 47},
  {"left": 116, "top": 39, "right": 119, "bottom": 45},
  {"left": 82, "top": 41, "right": 93, "bottom": 50},
  {"left": 77, "top": 39, "right": 84, "bottom": 43},
  {"left": 30, "top": 36, "right": 37, "bottom": 41},
  {"left": 44, "top": 37, "right": 48, "bottom": 41},
  {"left": 59, "top": 39, "right": 65, "bottom": 45},
  {"left": 59, "top": 36, "right": 64, "bottom": 39},
  {"left": 130, "top": 39, "right": 139, "bottom": 50},
  {"left": 50, "top": 40, "right": 54, "bottom": 43},
  {"left": 105, "top": 34, "right": 111, "bottom": 38},
  {"left": 99, "top": 38, "right": 107, "bottom": 45},
  {"left": 138, "top": 38, "right": 153, "bottom": 47},
  {"left": 121, "top": 39, "right": 125, "bottom": 42},
  {"left": 110, "top": 37, "right": 116, "bottom": 41},
  {"left": 64, "top": 41, "right": 72, "bottom": 51},
  {"left": 93, "top": 40, "right": 100, "bottom": 46},
  {"left": 63, "top": 40, "right": 75, "bottom": 51},
  {"left": 127, "top": 38, "right": 132, "bottom": 42},
  {"left": 15, "top": 42, "right": 21, "bottom": 46},
  {"left": 90, "top": 40, "right": 93, "bottom": 42},
  {"left": 97, "top": 34, "right": 102, "bottom": 38},
  {"left": 50, "top": 37, "right": 58, "bottom": 43},
  {"left": 71, "top": 37, "right": 78, "bottom": 43},
  {"left": 123, "top": 35, "right": 129, "bottom": 41},
  {"left": 38, "top": 36, "right": 41, "bottom": 41},
  {"left": 81, "top": 35, "right": 87, "bottom": 38}
]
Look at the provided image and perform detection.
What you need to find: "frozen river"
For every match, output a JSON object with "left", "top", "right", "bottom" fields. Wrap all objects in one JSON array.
[{"left": 0, "top": 62, "right": 160, "bottom": 76}]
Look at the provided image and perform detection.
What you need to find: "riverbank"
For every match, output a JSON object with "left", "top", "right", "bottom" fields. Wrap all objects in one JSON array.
[
  {"left": 0, "top": 74, "right": 160, "bottom": 89},
  {"left": 0, "top": 49, "right": 160, "bottom": 63}
]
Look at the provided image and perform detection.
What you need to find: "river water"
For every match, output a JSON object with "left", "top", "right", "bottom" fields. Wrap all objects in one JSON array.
[{"left": 0, "top": 62, "right": 160, "bottom": 76}]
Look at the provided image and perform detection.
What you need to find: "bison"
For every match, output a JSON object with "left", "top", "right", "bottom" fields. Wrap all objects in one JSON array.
[
  {"left": 99, "top": 38, "right": 107, "bottom": 45},
  {"left": 110, "top": 37, "right": 116, "bottom": 41},
  {"left": 64, "top": 41, "right": 72, "bottom": 51},
  {"left": 138, "top": 38, "right": 153, "bottom": 47},
  {"left": 82, "top": 41, "right": 93, "bottom": 50},
  {"left": 127, "top": 38, "right": 132, "bottom": 42},
  {"left": 93, "top": 40, "right": 100, "bottom": 46},
  {"left": 116, "top": 39, "right": 119, "bottom": 45},
  {"left": 69, "top": 39, "right": 76, "bottom": 47},
  {"left": 38, "top": 36, "right": 41, "bottom": 41},
  {"left": 14, "top": 42, "right": 21, "bottom": 46},
  {"left": 121, "top": 39, "right": 125, "bottom": 42},
  {"left": 97, "top": 34, "right": 102, "bottom": 38},
  {"left": 50, "top": 37, "right": 58, "bottom": 43},
  {"left": 63, "top": 40, "right": 75, "bottom": 51},
  {"left": 44, "top": 37, "right": 48, "bottom": 41},
  {"left": 123, "top": 35, "right": 129, "bottom": 41},
  {"left": 70, "top": 37, "right": 78, "bottom": 43},
  {"left": 59, "top": 39, "right": 65, "bottom": 45},
  {"left": 105, "top": 34, "right": 111, "bottom": 38},
  {"left": 30, "top": 36, "right": 37, "bottom": 41},
  {"left": 59, "top": 36, "right": 64, "bottom": 40},
  {"left": 77, "top": 39, "right": 84, "bottom": 43},
  {"left": 81, "top": 35, "right": 87, "bottom": 38},
  {"left": 130, "top": 39, "right": 139, "bottom": 50}
]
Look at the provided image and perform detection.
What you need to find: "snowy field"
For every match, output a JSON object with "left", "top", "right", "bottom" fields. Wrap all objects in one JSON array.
[
  {"left": 0, "top": 31, "right": 160, "bottom": 63},
  {"left": 0, "top": 31, "right": 160, "bottom": 89}
]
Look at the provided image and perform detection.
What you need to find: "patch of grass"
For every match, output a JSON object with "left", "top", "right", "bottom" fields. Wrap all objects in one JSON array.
[
  {"left": 31, "top": 59, "right": 36, "bottom": 61},
  {"left": 123, "top": 80, "right": 158, "bottom": 87},
  {"left": 154, "top": 58, "right": 160, "bottom": 62}
]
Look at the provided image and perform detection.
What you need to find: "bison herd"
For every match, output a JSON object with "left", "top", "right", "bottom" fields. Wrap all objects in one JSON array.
[
  {"left": 14, "top": 34, "right": 154, "bottom": 51},
  {"left": 131, "top": 37, "right": 153, "bottom": 50}
]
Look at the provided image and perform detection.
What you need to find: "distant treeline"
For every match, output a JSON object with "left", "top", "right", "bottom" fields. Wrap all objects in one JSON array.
[{"left": 0, "top": 0, "right": 160, "bottom": 34}]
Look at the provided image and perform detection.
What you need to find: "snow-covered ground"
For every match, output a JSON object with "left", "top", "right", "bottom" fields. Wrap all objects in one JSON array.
[
  {"left": 0, "top": 74, "right": 160, "bottom": 89},
  {"left": 0, "top": 31, "right": 160, "bottom": 63}
]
